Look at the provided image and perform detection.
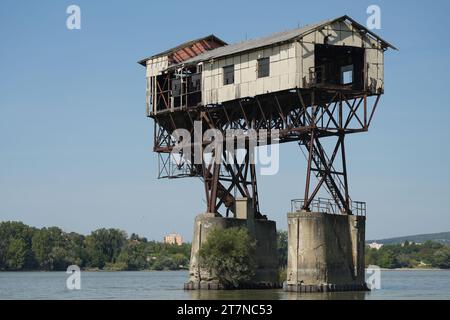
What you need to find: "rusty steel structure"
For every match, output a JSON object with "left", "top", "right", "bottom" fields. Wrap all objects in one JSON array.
[
  {"left": 141, "top": 16, "right": 395, "bottom": 218},
  {"left": 151, "top": 86, "right": 380, "bottom": 216}
]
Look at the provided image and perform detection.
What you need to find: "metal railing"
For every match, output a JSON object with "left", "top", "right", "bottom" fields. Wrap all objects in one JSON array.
[{"left": 291, "top": 198, "right": 366, "bottom": 216}]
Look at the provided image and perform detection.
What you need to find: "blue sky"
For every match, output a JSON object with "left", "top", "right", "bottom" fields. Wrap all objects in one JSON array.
[{"left": 1, "top": 0, "right": 450, "bottom": 241}]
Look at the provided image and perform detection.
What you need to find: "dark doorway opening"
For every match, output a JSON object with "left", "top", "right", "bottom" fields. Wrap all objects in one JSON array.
[{"left": 313, "top": 44, "right": 365, "bottom": 90}]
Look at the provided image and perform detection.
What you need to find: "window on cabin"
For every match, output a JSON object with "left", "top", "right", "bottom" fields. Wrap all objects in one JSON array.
[
  {"left": 223, "top": 65, "right": 234, "bottom": 85},
  {"left": 172, "top": 78, "right": 182, "bottom": 97},
  {"left": 257, "top": 57, "right": 270, "bottom": 78},
  {"left": 190, "top": 73, "right": 201, "bottom": 92},
  {"left": 341, "top": 65, "right": 354, "bottom": 85}
]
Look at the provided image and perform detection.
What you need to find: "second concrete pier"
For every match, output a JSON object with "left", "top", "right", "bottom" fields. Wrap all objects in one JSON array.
[{"left": 285, "top": 211, "right": 368, "bottom": 292}]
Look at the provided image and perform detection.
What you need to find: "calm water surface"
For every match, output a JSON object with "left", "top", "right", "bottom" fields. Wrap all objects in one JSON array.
[{"left": 0, "top": 270, "right": 449, "bottom": 300}]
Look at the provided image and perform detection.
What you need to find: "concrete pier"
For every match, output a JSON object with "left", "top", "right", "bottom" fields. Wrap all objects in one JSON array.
[
  {"left": 285, "top": 211, "right": 368, "bottom": 292},
  {"left": 184, "top": 198, "right": 279, "bottom": 290}
]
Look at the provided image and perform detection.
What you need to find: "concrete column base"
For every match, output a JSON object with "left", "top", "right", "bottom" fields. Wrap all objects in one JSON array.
[
  {"left": 284, "top": 283, "right": 368, "bottom": 292},
  {"left": 285, "top": 211, "right": 368, "bottom": 292},
  {"left": 184, "top": 211, "right": 280, "bottom": 290}
]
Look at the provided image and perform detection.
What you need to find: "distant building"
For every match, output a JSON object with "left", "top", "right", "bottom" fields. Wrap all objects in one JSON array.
[
  {"left": 401, "top": 241, "right": 422, "bottom": 246},
  {"left": 368, "top": 242, "right": 384, "bottom": 250},
  {"left": 164, "top": 233, "right": 183, "bottom": 245}
]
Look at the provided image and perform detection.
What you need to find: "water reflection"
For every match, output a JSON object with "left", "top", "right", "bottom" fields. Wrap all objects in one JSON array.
[
  {"left": 285, "top": 291, "right": 368, "bottom": 300},
  {"left": 187, "top": 289, "right": 370, "bottom": 300}
]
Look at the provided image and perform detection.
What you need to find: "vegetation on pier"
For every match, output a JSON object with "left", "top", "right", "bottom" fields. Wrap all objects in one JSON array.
[{"left": 198, "top": 227, "right": 257, "bottom": 288}]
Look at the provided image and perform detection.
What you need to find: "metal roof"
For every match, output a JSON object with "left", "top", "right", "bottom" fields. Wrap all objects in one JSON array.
[
  {"left": 137, "top": 34, "right": 227, "bottom": 66},
  {"left": 174, "top": 15, "right": 396, "bottom": 68}
]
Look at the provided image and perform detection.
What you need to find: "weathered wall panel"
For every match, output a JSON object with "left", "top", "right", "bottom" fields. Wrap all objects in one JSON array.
[
  {"left": 202, "top": 42, "right": 300, "bottom": 105},
  {"left": 199, "top": 20, "right": 385, "bottom": 105},
  {"left": 366, "top": 48, "right": 384, "bottom": 92},
  {"left": 146, "top": 56, "right": 169, "bottom": 77}
]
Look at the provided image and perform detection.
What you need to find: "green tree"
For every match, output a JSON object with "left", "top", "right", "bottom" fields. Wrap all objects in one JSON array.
[
  {"left": 63, "top": 232, "right": 86, "bottom": 267},
  {"left": 0, "top": 221, "right": 36, "bottom": 270},
  {"left": 377, "top": 249, "right": 398, "bottom": 269},
  {"left": 365, "top": 247, "right": 380, "bottom": 266},
  {"left": 5, "top": 238, "right": 28, "bottom": 270},
  {"left": 85, "top": 228, "right": 126, "bottom": 268},
  {"left": 0, "top": 221, "right": 196, "bottom": 271},
  {"left": 396, "top": 253, "right": 414, "bottom": 268},
  {"left": 431, "top": 247, "right": 450, "bottom": 269},
  {"left": 31, "top": 227, "right": 64, "bottom": 270},
  {"left": 198, "top": 227, "right": 257, "bottom": 288},
  {"left": 130, "top": 233, "right": 147, "bottom": 243},
  {"left": 151, "top": 256, "right": 178, "bottom": 270},
  {"left": 117, "top": 240, "right": 148, "bottom": 270},
  {"left": 277, "top": 230, "right": 288, "bottom": 269},
  {"left": 171, "top": 253, "right": 189, "bottom": 268}
]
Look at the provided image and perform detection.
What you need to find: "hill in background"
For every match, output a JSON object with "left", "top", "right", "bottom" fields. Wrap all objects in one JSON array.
[{"left": 368, "top": 231, "right": 450, "bottom": 245}]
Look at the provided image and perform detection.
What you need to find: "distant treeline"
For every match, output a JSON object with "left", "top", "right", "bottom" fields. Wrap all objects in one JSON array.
[
  {"left": 366, "top": 241, "right": 450, "bottom": 269},
  {"left": 1, "top": 221, "right": 449, "bottom": 271},
  {"left": 0, "top": 221, "right": 190, "bottom": 271},
  {"left": 367, "top": 231, "right": 450, "bottom": 246}
]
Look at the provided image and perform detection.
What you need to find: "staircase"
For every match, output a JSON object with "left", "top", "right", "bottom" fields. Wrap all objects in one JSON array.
[{"left": 299, "top": 137, "right": 351, "bottom": 213}]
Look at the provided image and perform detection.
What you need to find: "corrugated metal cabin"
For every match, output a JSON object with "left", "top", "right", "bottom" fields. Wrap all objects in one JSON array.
[{"left": 140, "top": 15, "right": 396, "bottom": 116}]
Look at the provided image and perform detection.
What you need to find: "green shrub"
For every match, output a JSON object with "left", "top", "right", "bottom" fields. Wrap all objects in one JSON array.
[
  {"left": 198, "top": 227, "right": 257, "bottom": 288},
  {"left": 278, "top": 267, "right": 287, "bottom": 283}
]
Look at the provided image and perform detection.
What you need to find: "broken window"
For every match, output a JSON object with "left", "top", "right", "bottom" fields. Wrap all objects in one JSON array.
[
  {"left": 257, "top": 57, "right": 270, "bottom": 78},
  {"left": 223, "top": 65, "right": 234, "bottom": 85},
  {"left": 172, "top": 78, "right": 182, "bottom": 97},
  {"left": 189, "top": 73, "right": 201, "bottom": 92},
  {"left": 341, "top": 65, "right": 354, "bottom": 85}
]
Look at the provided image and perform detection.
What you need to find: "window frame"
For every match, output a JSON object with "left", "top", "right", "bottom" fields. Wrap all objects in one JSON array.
[
  {"left": 341, "top": 64, "right": 354, "bottom": 85},
  {"left": 223, "top": 65, "right": 235, "bottom": 85},
  {"left": 257, "top": 57, "right": 270, "bottom": 78}
]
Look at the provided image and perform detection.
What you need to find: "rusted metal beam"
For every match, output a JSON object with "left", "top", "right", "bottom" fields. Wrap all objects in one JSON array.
[{"left": 151, "top": 87, "right": 381, "bottom": 216}]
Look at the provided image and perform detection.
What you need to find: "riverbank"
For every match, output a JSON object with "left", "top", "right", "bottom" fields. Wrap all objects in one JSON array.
[
  {"left": 2, "top": 267, "right": 449, "bottom": 273},
  {"left": 379, "top": 268, "right": 449, "bottom": 271}
]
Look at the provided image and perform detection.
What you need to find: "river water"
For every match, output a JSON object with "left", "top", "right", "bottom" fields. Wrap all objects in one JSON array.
[{"left": 0, "top": 270, "right": 449, "bottom": 300}]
